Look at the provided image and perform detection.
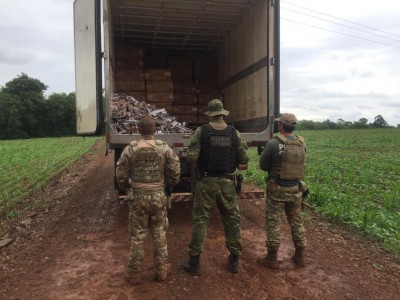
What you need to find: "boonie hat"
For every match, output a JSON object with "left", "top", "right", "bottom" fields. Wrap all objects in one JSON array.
[
  {"left": 204, "top": 99, "right": 229, "bottom": 116},
  {"left": 276, "top": 113, "right": 297, "bottom": 127}
]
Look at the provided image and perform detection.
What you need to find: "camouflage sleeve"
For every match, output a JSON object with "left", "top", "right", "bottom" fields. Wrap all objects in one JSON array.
[
  {"left": 115, "top": 146, "right": 131, "bottom": 192},
  {"left": 164, "top": 145, "right": 181, "bottom": 186},
  {"left": 187, "top": 127, "right": 202, "bottom": 163},
  {"left": 236, "top": 130, "right": 250, "bottom": 164}
]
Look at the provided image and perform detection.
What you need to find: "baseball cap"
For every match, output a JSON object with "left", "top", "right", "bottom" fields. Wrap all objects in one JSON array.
[{"left": 276, "top": 113, "right": 297, "bottom": 127}]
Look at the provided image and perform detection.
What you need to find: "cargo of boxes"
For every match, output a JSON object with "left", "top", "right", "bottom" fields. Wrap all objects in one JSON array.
[{"left": 113, "top": 47, "right": 224, "bottom": 128}]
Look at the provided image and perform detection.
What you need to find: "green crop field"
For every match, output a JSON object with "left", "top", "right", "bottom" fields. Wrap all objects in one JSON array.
[
  {"left": 246, "top": 128, "right": 400, "bottom": 258},
  {"left": 0, "top": 136, "right": 99, "bottom": 219}
]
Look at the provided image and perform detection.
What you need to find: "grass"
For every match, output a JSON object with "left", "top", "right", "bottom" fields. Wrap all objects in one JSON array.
[
  {"left": 245, "top": 128, "right": 400, "bottom": 258},
  {"left": 0, "top": 136, "right": 99, "bottom": 219}
]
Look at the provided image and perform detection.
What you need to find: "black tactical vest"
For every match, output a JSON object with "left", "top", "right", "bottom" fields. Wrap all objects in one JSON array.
[{"left": 198, "top": 124, "right": 238, "bottom": 174}]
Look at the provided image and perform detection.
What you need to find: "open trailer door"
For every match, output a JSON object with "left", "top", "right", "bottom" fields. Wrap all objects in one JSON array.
[{"left": 73, "top": 0, "right": 103, "bottom": 135}]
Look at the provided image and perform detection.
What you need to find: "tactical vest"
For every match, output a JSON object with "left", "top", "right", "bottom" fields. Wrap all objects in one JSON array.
[
  {"left": 272, "top": 134, "right": 306, "bottom": 180},
  {"left": 198, "top": 124, "right": 238, "bottom": 174},
  {"left": 129, "top": 140, "right": 165, "bottom": 183}
]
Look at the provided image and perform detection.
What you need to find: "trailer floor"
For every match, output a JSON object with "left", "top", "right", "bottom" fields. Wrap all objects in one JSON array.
[{"left": 1, "top": 141, "right": 399, "bottom": 300}]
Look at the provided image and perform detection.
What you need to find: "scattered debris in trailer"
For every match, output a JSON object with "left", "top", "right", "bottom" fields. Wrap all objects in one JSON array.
[{"left": 111, "top": 93, "right": 194, "bottom": 134}]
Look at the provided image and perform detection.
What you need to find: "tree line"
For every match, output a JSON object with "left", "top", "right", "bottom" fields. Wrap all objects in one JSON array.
[
  {"left": 0, "top": 73, "right": 396, "bottom": 140},
  {"left": 296, "top": 115, "right": 394, "bottom": 130},
  {"left": 0, "top": 74, "right": 76, "bottom": 139}
]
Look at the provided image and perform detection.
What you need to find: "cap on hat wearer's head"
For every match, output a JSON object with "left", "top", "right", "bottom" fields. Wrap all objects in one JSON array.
[
  {"left": 138, "top": 115, "right": 156, "bottom": 135},
  {"left": 204, "top": 99, "right": 229, "bottom": 117},
  {"left": 276, "top": 113, "right": 297, "bottom": 127}
]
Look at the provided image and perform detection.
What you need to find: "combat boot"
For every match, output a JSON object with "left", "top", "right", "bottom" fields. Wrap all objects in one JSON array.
[
  {"left": 257, "top": 248, "right": 279, "bottom": 270},
  {"left": 182, "top": 255, "right": 201, "bottom": 275},
  {"left": 292, "top": 247, "right": 306, "bottom": 268},
  {"left": 228, "top": 253, "right": 239, "bottom": 273},
  {"left": 155, "top": 263, "right": 171, "bottom": 282}
]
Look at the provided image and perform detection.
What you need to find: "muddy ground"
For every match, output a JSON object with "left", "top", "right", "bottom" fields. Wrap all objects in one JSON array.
[{"left": 1, "top": 141, "right": 399, "bottom": 300}]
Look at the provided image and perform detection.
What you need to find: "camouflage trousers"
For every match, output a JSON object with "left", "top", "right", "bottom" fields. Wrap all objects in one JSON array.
[
  {"left": 188, "top": 176, "right": 242, "bottom": 256},
  {"left": 265, "top": 181, "right": 307, "bottom": 250},
  {"left": 127, "top": 190, "right": 169, "bottom": 274}
]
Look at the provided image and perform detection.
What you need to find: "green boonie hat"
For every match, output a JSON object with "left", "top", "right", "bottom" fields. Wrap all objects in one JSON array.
[
  {"left": 276, "top": 113, "right": 297, "bottom": 127},
  {"left": 204, "top": 99, "right": 229, "bottom": 116}
]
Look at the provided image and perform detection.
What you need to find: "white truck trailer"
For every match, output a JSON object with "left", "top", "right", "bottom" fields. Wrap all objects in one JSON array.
[{"left": 73, "top": 0, "right": 280, "bottom": 197}]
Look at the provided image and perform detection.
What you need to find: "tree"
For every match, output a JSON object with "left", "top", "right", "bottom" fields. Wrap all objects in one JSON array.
[
  {"left": 353, "top": 118, "right": 369, "bottom": 129},
  {"left": 0, "top": 73, "right": 47, "bottom": 138},
  {"left": 45, "top": 93, "right": 76, "bottom": 136},
  {"left": 372, "top": 115, "right": 389, "bottom": 128}
]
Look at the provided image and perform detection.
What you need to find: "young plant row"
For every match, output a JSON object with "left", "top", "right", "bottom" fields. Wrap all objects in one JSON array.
[{"left": 0, "top": 137, "right": 99, "bottom": 219}]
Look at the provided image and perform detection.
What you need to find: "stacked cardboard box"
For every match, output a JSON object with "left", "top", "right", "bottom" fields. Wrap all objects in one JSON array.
[
  {"left": 193, "top": 55, "right": 224, "bottom": 124},
  {"left": 144, "top": 69, "right": 174, "bottom": 112},
  {"left": 114, "top": 45, "right": 146, "bottom": 101},
  {"left": 113, "top": 48, "right": 224, "bottom": 127},
  {"left": 169, "top": 56, "right": 198, "bottom": 124}
]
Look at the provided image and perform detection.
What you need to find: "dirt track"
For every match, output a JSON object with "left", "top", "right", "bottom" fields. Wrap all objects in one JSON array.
[{"left": 1, "top": 141, "right": 399, "bottom": 300}]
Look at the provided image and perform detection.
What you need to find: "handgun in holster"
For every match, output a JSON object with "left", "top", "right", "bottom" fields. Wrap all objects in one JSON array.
[{"left": 235, "top": 173, "right": 244, "bottom": 193}]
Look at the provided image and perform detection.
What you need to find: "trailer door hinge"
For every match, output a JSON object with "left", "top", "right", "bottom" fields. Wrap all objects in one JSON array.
[
  {"left": 270, "top": 57, "right": 275, "bottom": 66},
  {"left": 271, "top": 0, "right": 275, "bottom": 7}
]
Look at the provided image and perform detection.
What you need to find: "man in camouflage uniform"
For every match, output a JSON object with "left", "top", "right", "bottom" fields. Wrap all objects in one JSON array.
[
  {"left": 116, "top": 116, "right": 181, "bottom": 284},
  {"left": 182, "top": 99, "right": 249, "bottom": 275},
  {"left": 258, "top": 113, "right": 307, "bottom": 269}
]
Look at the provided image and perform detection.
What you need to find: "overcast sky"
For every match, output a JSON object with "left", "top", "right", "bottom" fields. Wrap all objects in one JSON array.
[{"left": 0, "top": 0, "right": 399, "bottom": 126}]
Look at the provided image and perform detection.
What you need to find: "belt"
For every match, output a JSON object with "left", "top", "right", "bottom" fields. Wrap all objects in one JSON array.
[{"left": 201, "top": 172, "right": 235, "bottom": 181}]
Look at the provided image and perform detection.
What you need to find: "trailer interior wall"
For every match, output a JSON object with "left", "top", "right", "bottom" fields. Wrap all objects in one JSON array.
[
  {"left": 105, "top": 0, "right": 274, "bottom": 140},
  {"left": 219, "top": 0, "right": 269, "bottom": 132}
]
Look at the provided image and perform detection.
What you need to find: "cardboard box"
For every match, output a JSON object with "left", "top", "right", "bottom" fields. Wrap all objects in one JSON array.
[
  {"left": 115, "top": 46, "right": 144, "bottom": 59},
  {"left": 146, "top": 92, "right": 173, "bottom": 103},
  {"left": 173, "top": 81, "right": 197, "bottom": 94},
  {"left": 171, "top": 67, "right": 193, "bottom": 81},
  {"left": 173, "top": 105, "right": 198, "bottom": 115},
  {"left": 198, "top": 114, "right": 210, "bottom": 124},
  {"left": 115, "top": 69, "right": 144, "bottom": 81},
  {"left": 173, "top": 94, "right": 198, "bottom": 105},
  {"left": 146, "top": 80, "right": 173, "bottom": 92},
  {"left": 115, "top": 80, "right": 146, "bottom": 92},
  {"left": 169, "top": 56, "right": 192, "bottom": 68},
  {"left": 115, "top": 59, "right": 144, "bottom": 70},
  {"left": 144, "top": 69, "right": 172, "bottom": 81},
  {"left": 198, "top": 94, "right": 224, "bottom": 105}
]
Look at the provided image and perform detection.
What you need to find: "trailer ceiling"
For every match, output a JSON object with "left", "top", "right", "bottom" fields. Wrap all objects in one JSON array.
[{"left": 111, "top": 0, "right": 259, "bottom": 51}]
